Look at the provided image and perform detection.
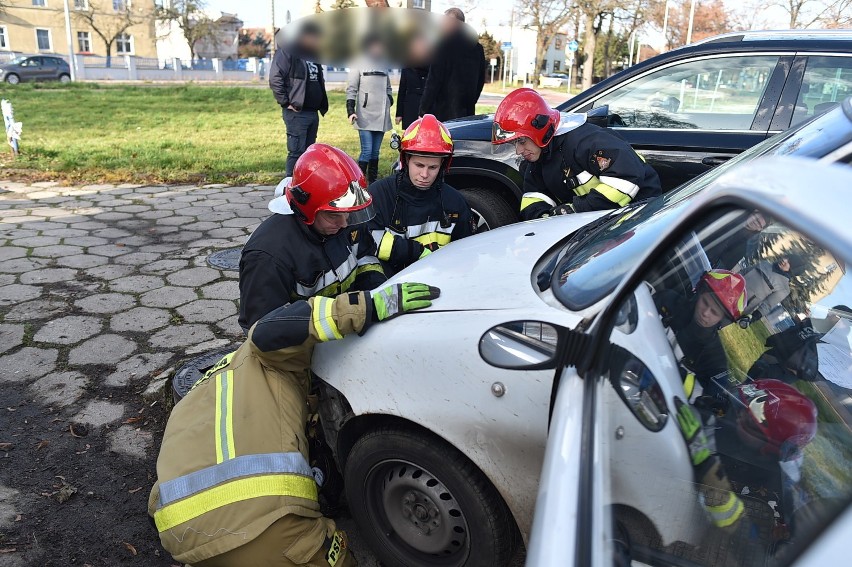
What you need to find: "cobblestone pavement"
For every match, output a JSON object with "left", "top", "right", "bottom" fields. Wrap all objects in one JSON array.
[{"left": 0, "top": 181, "right": 524, "bottom": 566}]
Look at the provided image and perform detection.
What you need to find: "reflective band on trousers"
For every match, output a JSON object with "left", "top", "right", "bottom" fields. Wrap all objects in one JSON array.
[
  {"left": 520, "top": 192, "right": 557, "bottom": 211},
  {"left": 215, "top": 370, "right": 235, "bottom": 464},
  {"left": 313, "top": 296, "right": 343, "bottom": 342},
  {"left": 154, "top": 471, "right": 319, "bottom": 532},
  {"left": 704, "top": 492, "right": 745, "bottom": 528}
]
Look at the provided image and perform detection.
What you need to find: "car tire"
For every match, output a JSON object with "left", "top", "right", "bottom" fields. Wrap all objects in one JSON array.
[
  {"left": 59, "top": 74, "right": 71, "bottom": 84},
  {"left": 459, "top": 187, "right": 517, "bottom": 232},
  {"left": 344, "top": 426, "right": 518, "bottom": 567},
  {"left": 5, "top": 74, "right": 20, "bottom": 85}
]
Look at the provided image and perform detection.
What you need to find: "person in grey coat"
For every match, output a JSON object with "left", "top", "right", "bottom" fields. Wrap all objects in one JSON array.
[
  {"left": 269, "top": 23, "right": 329, "bottom": 176},
  {"left": 741, "top": 255, "right": 806, "bottom": 323},
  {"left": 346, "top": 36, "right": 393, "bottom": 184}
]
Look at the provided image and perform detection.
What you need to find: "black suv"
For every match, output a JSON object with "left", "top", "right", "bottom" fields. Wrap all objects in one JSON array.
[{"left": 444, "top": 30, "right": 852, "bottom": 229}]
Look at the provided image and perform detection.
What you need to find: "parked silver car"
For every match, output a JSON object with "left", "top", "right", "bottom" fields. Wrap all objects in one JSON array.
[{"left": 0, "top": 56, "right": 71, "bottom": 84}]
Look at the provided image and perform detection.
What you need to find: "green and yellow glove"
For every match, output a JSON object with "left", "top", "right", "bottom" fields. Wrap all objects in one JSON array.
[
  {"left": 675, "top": 399, "right": 714, "bottom": 467},
  {"left": 372, "top": 283, "right": 440, "bottom": 322}
]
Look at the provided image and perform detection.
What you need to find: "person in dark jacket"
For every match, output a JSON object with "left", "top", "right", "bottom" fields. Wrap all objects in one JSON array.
[
  {"left": 238, "top": 144, "right": 386, "bottom": 332},
  {"left": 368, "top": 114, "right": 474, "bottom": 276},
  {"left": 396, "top": 34, "right": 431, "bottom": 129},
  {"left": 492, "top": 88, "right": 661, "bottom": 220},
  {"left": 748, "top": 321, "right": 823, "bottom": 383},
  {"left": 269, "top": 23, "right": 329, "bottom": 176},
  {"left": 418, "top": 8, "right": 486, "bottom": 122}
]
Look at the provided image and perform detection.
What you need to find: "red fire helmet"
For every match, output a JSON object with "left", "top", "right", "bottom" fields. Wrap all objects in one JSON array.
[{"left": 492, "top": 87, "right": 561, "bottom": 148}]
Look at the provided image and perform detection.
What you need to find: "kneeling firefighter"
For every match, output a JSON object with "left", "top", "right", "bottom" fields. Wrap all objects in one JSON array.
[
  {"left": 149, "top": 283, "right": 440, "bottom": 566},
  {"left": 492, "top": 88, "right": 661, "bottom": 220}
]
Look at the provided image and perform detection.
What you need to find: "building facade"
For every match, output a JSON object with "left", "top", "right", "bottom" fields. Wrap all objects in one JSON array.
[
  {"left": 156, "top": 9, "right": 243, "bottom": 65},
  {"left": 297, "top": 1, "right": 431, "bottom": 19},
  {"left": 0, "top": 0, "right": 158, "bottom": 58},
  {"left": 489, "top": 25, "right": 570, "bottom": 81}
]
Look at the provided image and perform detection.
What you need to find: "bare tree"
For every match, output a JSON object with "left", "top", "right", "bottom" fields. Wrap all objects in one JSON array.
[
  {"left": 74, "top": 1, "right": 151, "bottom": 66},
  {"left": 817, "top": 0, "right": 852, "bottom": 27},
  {"left": 0, "top": 0, "right": 8, "bottom": 16},
  {"left": 577, "top": 1, "right": 615, "bottom": 90},
  {"left": 516, "top": 0, "right": 575, "bottom": 86},
  {"left": 773, "top": 0, "right": 829, "bottom": 28},
  {"left": 157, "top": 0, "right": 218, "bottom": 60}
]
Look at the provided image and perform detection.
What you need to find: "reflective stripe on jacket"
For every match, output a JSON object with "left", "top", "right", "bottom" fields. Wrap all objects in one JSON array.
[
  {"left": 519, "top": 123, "right": 661, "bottom": 220},
  {"left": 149, "top": 293, "right": 372, "bottom": 564}
]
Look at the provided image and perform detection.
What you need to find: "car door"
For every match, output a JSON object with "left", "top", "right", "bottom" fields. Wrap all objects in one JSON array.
[
  {"left": 569, "top": 53, "right": 793, "bottom": 190},
  {"left": 775, "top": 54, "right": 852, "bottom": 130},
  {"left": 574, "top": 173, "right": 852, "bottom": 566},
  {"left": 39, "top": 57, "right": 58, "bottom": 81},
  {"left": 17, "top": 57, "right": 42, "bottom": 81}
]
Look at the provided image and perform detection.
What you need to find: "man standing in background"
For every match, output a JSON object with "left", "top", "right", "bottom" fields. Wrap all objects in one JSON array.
[
  {"left": 418, "top": 8, "right": 486, "bottom": 122},
  {"left": 270, "top": 22, "right": 329, "bottom": 176}
]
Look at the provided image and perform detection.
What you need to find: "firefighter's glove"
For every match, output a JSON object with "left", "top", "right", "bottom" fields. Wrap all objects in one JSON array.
[
  {"left": 418, "top": 246, "right": 433, "bottom": 260},
  {"left": 550, "top": 204, "right": 575, "bottom": 216},
  {"left": 372, "top": 283, "right": 440, "bottom": 322},
  {"left": 675, "top": 399, "right": 714, "bottom": 467}
]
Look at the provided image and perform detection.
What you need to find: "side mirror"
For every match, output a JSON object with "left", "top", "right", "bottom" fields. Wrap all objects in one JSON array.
[
  {"left": 586, "top": 104, "right": 610, "bottom": 129},
  {"left": 479, "top": 321, "right": 562, "bottom": 370}
]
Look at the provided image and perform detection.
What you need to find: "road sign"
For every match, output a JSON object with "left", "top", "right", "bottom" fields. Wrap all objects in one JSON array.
[
  {"left": 501, "top": 41, "right": 512, "bottom": 50},
  {"left": 490, "top": 58, "right": 497, "bottom": 67},
  {"left": 568, "top": 40, "right": 579, "bottom": 52}
]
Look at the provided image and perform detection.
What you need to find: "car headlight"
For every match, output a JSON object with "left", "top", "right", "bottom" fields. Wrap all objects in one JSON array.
[{"left": 615, "top": 356, "right": 668, "bottom": 431}]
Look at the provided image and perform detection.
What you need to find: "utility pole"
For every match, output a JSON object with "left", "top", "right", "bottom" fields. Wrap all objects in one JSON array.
[
  {"left": 270, "top": 0, "right": 276, "bottom": 59},
  {"left": 686, "top": 0, "right": 697, "bottom": 45},
  {"left": 661, "top": 1, "right": 671, "bottom": 52},
  {"left": 62, "top": 0, "right": 76, "bottom": 81}
]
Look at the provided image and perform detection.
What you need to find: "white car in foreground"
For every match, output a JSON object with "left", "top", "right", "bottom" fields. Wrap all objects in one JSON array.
[{"left": 313, "top": 101, "right": 852, "bottom": 567}]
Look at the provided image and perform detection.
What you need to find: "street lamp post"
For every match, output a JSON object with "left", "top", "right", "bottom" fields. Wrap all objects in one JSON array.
[
  {"left": 62, "top": 0, "right": 76, "bottom": 81},
  {"left": 661, "top": 0, "right": 672, "bottom": 52},
  {"left": 686, "top": 0, "right": 697, "bottom": 45}
]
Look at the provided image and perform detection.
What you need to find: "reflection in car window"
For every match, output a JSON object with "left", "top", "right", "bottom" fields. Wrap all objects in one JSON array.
[
  {"left": 791, "top": 56, "right": 852, "bottom": 127},
  {"left": 592, "top": 56, "right": 778, "bottom": 130},
  {"left": 549, "top": 103, "right": 852, "bottom": 311},
  {"left": 596, "top": 207, "right": 851, "bottom": 566}
]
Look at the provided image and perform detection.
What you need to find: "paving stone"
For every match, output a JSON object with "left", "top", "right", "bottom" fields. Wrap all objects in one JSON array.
[
  {"left": 69, "top": 334, "right": 136, "bottom": 366},
  {"left": 185, "top": 338, "right": 232, "bottom": 355},
  {"left": 135, "top": 186, "right": 171, "bottom": 194},
  {"left": 150, "top": 324, "right": 215, "bottom": 348},
  {"left": 0, "top": 215, "right": 33, "bottom": 224},
  {"left": 0, "top": 284, "right": 41, "bottom": 305},
  {"left": 146, "top": 225, "right": 179, "bottom": 235},
  {"left": 0, "top": 324, "right": 25, "bottom": 355},
  {"left": 73, "top": 400, "right": 125, "bottom": 428},
  {"left": 156, "top": 215, "right": 196, "bottom": 226},
  {"left": 55, "top": 253, "right": 109, "bottom": 269},
  {"left": 71, "top": 220, "right": 108, "bottom": 230},
  {"left": 0, "top": 246, "right": 26, "bottom": 261},
  {"left": 0, "top": 229, "right": 38, "bottom": 239},
  {"left": 103, "top": 352, "right": 174, "bottom": 387},
  {"left": 157, "top": 201, "right": 191, "bottom": 210},
  {"left": 200, "top": 280, "right": 239, "bottom": 300},
  {"left": 183, "top": 221, "right": 221, "bottom": 232},
  {"left": 222, "top": 217, "right": 260, "bottom": 228},
  {"left": 112, "top": 252, "right": 161, "bottom": 266},
  {"left": 207, "top": 227, "right": 247, "bottom": 239},
  {"left": 93, "top": 211, "right": 132, "bottom": 221},
  {"left": 10, "top": 235, "right": 61, "bottom": 248},
  {"left": 33, "top": 316, "right": 102, "bottom": 345},
  {"left": 0, "top": 347, "right": 58, "bottom": 383},
  {"left": 166, "top": 267, "right": 220, "bottom": 287},
  {"left": 216, "top": 316, "right": 244, "bottom": 338},
  {"left": 3, "top": 298, "right": 68, "bottom": 321},
  {"left": 115, "top": 220, "right": 151, "bottom": 232},
  {"left": 110, "top": 307, "right": 171, "bottom": 333},
  {"left": 19, "top": 267, "right": 76, "bottom": 285},
  {"left": 188, "top": 238, "right": 234, "bottom": 249},
  {"left": 61, "top": 236, "right": 109, "bottom": 247},
  {"left": 0, "top": 274, "right": 14, "bottom": 286},
  {"left": 177, "top": 299, "right": 237, "bottom": 323},
  {"left": 109, "top": 275, "right": 164, "bottom": 293},
  {"left": 74, "top": 292, "right": 136, "bottom": 314},
  {"left": 108, "top": 425, "right": 153, "bottom": 460},
  {"left": 160, "top": 231, "right": 204, "bottom": 243},
  {"left": 30, "top": 371, "right": 88, "bottom": 407},
  {"left": 199, "top": 211, "right": 241, "bottom": 222},
  {"left": 235, "top": 208, "right": 271, "bottom": 218},
  {"left": 92, "top": 228, "right": 131, "bottom": 239},
  {"left": 139, "top": 286, "right": 197, "bottom": 308},
  {"left": 140, "top": 258, "right": 189, "bottom": 275},
  {"left": 40, "top": 227, "right": 87, "bottom": 238},
  {"left": 84, "top": 264, "right": 135, "bottom": 280},
  {"left": 45, "top": 280, "right": 101, "bottom": 299},
  {"left": 96, "top": 199, "right": 133, "bottom": 207},
  {"left": 87, "top": 244, "right": 131, "bottom": 257},
  {"left": 29, "top": 244, "right": 84, "bottom": 258},
  {"left": 112, "top": 204, "right": 150, "bottom": 213},
  {"left": 136, "top": 210, "right": 173, "bottom": 220}
]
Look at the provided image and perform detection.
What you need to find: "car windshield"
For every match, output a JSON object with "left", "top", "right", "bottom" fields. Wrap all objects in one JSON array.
[
  {"left": 8, "top": 57, "right": 28, "bottom": 65},
  {"left": 551, "top": 101, "right": 852, "bottom": 311}
]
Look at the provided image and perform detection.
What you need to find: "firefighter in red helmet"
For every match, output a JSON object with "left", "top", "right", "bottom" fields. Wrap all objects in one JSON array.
[
  {"left": 239, "top": 143, "right": 387, "bottom": 332},
  {"left": 367, "top": 114, "right": 474, "bottom": 275},
  {"left": 492, "top": 88, "right": 661, "bottom": 220}
]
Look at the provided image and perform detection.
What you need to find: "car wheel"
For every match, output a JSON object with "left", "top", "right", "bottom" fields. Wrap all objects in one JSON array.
[
  {"left": 59, "top": 74, "right": 71, "bottom": 84},
  {"left": 345, "top": 427, "right": 517, "bottom": 567},
  {"left": 5, "top": 74, "right": 20, "bottom": 85},
  {"left": 459, "top": 187, "right": 517, "bottom": 233}
]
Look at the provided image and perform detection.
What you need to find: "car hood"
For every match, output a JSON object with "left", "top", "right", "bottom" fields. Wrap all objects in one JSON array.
[
  {"left": 382, "top": 211, "right": 608, "bottom": 312},
  {"left": 443, "top": 114, "right": 494, "bottom": 141}
]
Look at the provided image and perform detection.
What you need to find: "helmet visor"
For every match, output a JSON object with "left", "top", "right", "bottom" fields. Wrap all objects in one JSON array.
[
  {"left": 492, "top": 121, "right": 518, "bottom": 144},
  {"left": 324, "top": 180, "right": 375, "bottom": 225}
]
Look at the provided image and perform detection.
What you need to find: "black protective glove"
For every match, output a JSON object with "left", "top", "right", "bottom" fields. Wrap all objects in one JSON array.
[{"left": 549, "top": 203, "right": 575, "bottom": 216}]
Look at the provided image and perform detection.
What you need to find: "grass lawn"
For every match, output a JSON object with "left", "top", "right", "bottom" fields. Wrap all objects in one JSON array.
[
  {"left": 0, "top": 83, "right": 496, "bottom": 185},
  {"left": 719, "top": 319, "right": 772, "bottom": 380}
]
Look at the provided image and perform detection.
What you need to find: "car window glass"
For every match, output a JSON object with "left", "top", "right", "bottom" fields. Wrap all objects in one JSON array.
[
  {"left": 791, "top": 56, "right": 852, "bottom": 127},
  {"left": 42, "top": 58, "right": 56, "bottom": 67},
  {"left": 593, "top": 206, "right": 851, "bottom": 566},
  {"left": 592, "top": 56, "right": 779, "bottom": 130}
]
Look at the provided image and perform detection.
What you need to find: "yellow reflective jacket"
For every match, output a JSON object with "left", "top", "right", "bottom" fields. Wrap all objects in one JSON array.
[{"left": 148, "top": 293, "right": 371, "bottom": 564}]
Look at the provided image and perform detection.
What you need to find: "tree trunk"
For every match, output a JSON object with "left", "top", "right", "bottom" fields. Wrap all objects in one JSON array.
[
  {"left": 581, "top": 11, "right": 596, "bottom": 90},
  {"left": 105, "top": 44, "right": 112, "bottom": 68}
]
